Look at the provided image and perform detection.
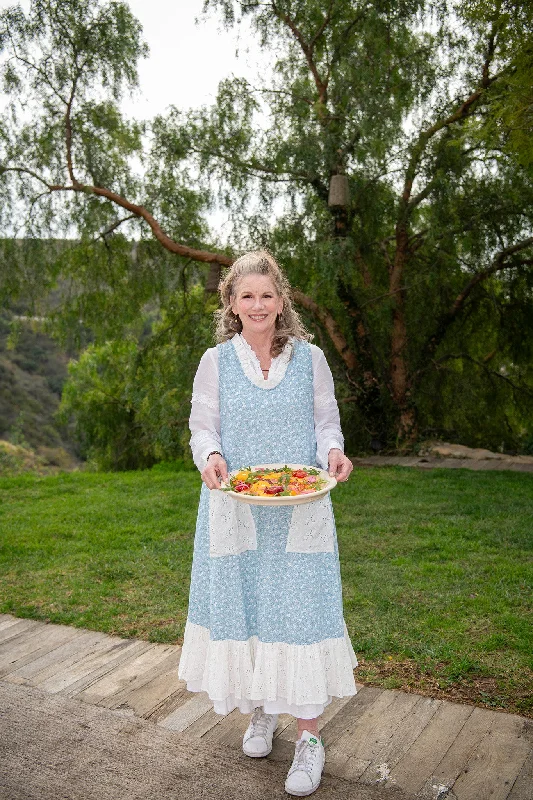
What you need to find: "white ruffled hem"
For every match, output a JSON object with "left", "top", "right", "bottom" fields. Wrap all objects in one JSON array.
[
  {"left": 178, "top": 620, "right": 358, "bottom": 718},
  {"left": 185, "top": 682, "right": 333, "bottom": 718}
]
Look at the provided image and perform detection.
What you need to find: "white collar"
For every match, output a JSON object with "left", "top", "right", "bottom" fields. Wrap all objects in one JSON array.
[{"left": 232, "top": 334, "right": 293, "bottom": 390}]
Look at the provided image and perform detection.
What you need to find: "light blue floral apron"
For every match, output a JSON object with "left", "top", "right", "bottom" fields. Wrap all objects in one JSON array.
[{"left": 178, "top": 339, "right": 357, "bottom": 716}]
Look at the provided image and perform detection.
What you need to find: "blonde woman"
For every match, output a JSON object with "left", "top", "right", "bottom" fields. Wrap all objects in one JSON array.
[{"left": 178, "top": 251, "right": 357, "bottom": 796}]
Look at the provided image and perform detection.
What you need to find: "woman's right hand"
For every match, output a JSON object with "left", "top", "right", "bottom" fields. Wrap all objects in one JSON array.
[{"left": 201, "top": 454, "right": 229, "bottom": 490}]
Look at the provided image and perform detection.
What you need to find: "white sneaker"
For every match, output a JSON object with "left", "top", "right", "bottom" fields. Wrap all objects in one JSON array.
[
  {"left": 242, "top": 708, "right": 278, "bottom": 757},
  {"left": 285, "top": 731, "right": 325, "bottom": 796}
]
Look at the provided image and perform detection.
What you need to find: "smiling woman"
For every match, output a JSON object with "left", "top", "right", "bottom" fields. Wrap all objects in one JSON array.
[
  {"left": 180, "top": 250, "right": 355, "bottom": 797},
  {"left": 231, "top": 274, "right": 283, "bottom": 380},
  {"left": 230, "top": 274, "right": 283, "bottom": 376}
]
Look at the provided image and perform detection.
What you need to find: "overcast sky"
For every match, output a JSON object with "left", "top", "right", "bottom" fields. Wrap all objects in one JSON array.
[{"left": 123, "top": 0, "right": 265, "bottom": 119}]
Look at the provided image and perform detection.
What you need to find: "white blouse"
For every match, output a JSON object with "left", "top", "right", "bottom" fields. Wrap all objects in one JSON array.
[{"left": 189, "top": 335, "right": 344, "bottom": 471}]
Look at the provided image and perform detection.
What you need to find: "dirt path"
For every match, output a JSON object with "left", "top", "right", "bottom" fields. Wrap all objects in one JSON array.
[
  {"left": 1, "top": 681, "right": 406, "bottom": 800},
  {"left": 350, "top": 455, "right": 533, "bottom": 472}
]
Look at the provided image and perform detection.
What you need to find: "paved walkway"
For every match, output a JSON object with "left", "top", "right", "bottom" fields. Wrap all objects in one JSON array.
[
  {"left": 0, "top": 615, "right": 531, "bottom": 799},
  {"left": 350, "top": 456, "right": 533, "bottom": 472}
]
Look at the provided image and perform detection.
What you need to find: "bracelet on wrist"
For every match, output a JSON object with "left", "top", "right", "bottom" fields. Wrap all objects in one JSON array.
[{"left": 206, "top": 451, "right": 223, "bottom": 462}]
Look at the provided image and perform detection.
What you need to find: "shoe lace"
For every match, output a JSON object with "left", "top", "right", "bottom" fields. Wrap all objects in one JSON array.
[
  {"left": 290, "top": 738, "right": 319, "bottom": 775},
  {"left": 250, "top": 709, "right": 274, "bottom": 738}
]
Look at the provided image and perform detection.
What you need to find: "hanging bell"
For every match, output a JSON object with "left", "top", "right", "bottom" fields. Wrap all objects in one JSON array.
[{"left": 328, "top": 174, "right": 350, "bottom": 209}]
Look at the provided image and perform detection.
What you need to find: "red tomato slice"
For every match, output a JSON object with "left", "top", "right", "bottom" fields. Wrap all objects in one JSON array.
[
  {"left": 292, "top": 470, "right": 307, "bottom": 478},
  {"left": 234, "top": 482, "right": 250, "bottom": 492},
  {"left": 264, "top": 485, "right": 284, "bottom": 495}
]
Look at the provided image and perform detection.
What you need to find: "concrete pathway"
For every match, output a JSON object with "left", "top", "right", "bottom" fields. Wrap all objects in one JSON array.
[
  {"left": 350, "top": 455, "right": 533, "bottom": 472},
  {"left": 0, "top": 615, "right": 531, "bottom": 800}
]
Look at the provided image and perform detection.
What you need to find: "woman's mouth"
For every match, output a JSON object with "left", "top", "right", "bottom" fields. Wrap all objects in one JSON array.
[{"left": 249, "top": 314, "right": 268, "bottom": 321}]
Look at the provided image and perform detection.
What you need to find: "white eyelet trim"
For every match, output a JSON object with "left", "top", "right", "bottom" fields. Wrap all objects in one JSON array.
[
  {"left": 191, "top": 391, "right": 218, "bottom": 410},
  {"left": 286, "top": 495, "right": 335, "bottom": 553},
  {"left": 314, "top": 391, "right": 337, "bottom": 409},
  {"left": 232, "top": 335, "right": 293, "bottom": 390},
  {"left": 209, "top": 490, "right": 257, "bottom": 557},
  {"left": 178, "top": 620, "right": 358, "bottom": 717}
]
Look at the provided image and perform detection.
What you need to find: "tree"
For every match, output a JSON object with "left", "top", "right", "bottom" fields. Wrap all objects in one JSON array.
[
  {"left": 185, "top": 0, "right": 533, "bottom": 445},
  {"left": 58, "top": 286, "right": 215, "bottom": 468},
  {"left": 1, "top": 0, "right": 532, "bottom": 454}
]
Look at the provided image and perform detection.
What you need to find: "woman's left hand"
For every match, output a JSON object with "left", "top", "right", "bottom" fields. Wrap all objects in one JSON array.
[{"left": 328, "top": 448, "right": 353, "bottom": 482}]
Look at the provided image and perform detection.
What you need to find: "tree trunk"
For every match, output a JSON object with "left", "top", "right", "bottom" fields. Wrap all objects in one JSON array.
[{"left": 390, "top": 227, "right": 417, "bottom": 443}]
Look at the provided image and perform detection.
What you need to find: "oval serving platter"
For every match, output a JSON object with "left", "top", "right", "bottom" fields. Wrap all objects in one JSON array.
[{"left": 220, "top": 463, "right": 337, "bottom": 506}]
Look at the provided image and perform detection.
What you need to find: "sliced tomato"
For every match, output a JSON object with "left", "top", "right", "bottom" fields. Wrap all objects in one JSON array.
[
  {"left": 264, "top": 485, "right": 284, "bottom": 495},
  {"left": 292, "top": 470, "right": 307, "bottom": 478},
  {"left": 234, "top": 482, "right": 250, "bottom": 492}
]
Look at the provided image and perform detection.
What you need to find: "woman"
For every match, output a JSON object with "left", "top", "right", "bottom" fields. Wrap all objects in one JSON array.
[{"left": 179, "top": 251, "right": 357, "bottom": 796}]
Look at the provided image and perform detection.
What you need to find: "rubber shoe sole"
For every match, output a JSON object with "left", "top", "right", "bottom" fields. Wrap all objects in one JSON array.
[{"left": 242, "top": 740, "right": 273, "bottom": 758}]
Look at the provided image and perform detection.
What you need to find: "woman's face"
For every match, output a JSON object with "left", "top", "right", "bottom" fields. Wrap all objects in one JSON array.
[{"left": 231, "top": 273, "right": 283, "bottom": 341}]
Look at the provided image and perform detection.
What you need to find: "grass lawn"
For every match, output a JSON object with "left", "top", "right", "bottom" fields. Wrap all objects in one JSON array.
[{"left": 0, "top": 465, "right": 531, "bottom": 716}]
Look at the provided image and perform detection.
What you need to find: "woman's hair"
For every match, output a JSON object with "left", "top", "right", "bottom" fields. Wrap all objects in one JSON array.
[{"left": 215, "top": 250, "right": 312, "bottom": 357}]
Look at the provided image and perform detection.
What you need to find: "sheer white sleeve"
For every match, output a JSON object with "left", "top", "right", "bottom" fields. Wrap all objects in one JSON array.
[
  {"left": 189, "top": 348, "right": 222, "bottom": 471},
  {"left": 311, "top": 344, "right": 344, "bottom": 470}
]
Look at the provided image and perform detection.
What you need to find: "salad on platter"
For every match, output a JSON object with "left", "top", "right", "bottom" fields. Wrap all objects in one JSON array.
[{"left": 224, "top": 464, "right": 329, "bottom": 498}]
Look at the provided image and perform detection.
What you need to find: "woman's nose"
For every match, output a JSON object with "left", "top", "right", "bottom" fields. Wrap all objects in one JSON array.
[{"left": 252, "top": 296, "right": 264, "bottom": 310}]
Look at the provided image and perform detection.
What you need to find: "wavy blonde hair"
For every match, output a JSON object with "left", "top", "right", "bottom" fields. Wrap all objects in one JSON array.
[{"left": 215, "top": 250, "right": 312, "bottom": 357}]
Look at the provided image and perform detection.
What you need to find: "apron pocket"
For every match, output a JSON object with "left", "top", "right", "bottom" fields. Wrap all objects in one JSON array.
[
  {"left": 286, "top": 495, "right": 335, "bottom": 554},
  {"left": 209, "top": 490, "right": 257, "bottom": 557}
]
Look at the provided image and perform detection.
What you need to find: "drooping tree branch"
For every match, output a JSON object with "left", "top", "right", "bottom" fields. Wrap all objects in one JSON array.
[
  {"left": 65, "top": 75, "right": 81, "bottom": 187},
  {"left": 399, "top": 27, "right": 502, "bottom": 217},
  {"left": 3, "top": 167, "right": 234, "bottom": 265},
  {"left": 98, "top": 214, "right": 137, "bottom": 241},
  {"left": 1, "top": 164, "right": 360, "bottom": 369},
  {"left": 292, "top": 288, "right": 358, "bottom": 370},
  {"left": 325, "top": 6, "right": 369, "bottom": 83},
  {"left": 450, "top": 238, "right": 533, "bottom": 316},
  {"left": 85, "top": 184, "right": 233, "bottom": 263},
  {"left": 187, "top": 142, "right": 320, "bottom": 187},
  {"left": 271, "top": 1, "right": 329, "bottom": 105},
  {"left": 419, "top": 237, "right": 533, "bottom": 365},
  {"left": 5, "top": 35, "right": 68, "bottom": 106},
  {"left": 432, "top": 352, "right": 533, "bottom": 397}
]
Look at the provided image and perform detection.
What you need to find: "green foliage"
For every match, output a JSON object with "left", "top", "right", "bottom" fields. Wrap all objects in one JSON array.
[
  {"left": 58, "top": 338, "right": 143, "bottom": 470},
  {"left": 0, "top": 0, "right": 212, "bottom": 248},
  {"left": 58, "top": 287, "right": 215, "bottom": 470},
  {"left": 193, "top": 0, "right": 533, "bottom": 449},
  {"left": 0, "top": 0, "right": 150, "bottom": 234},
  {"left": 0, "top": 0, "right": 532, "bottom": 459}
]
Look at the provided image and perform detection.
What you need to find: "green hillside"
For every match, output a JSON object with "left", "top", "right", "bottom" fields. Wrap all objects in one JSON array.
[{"left": 0, "top": 311, "right": 80, "bottom": 467}]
